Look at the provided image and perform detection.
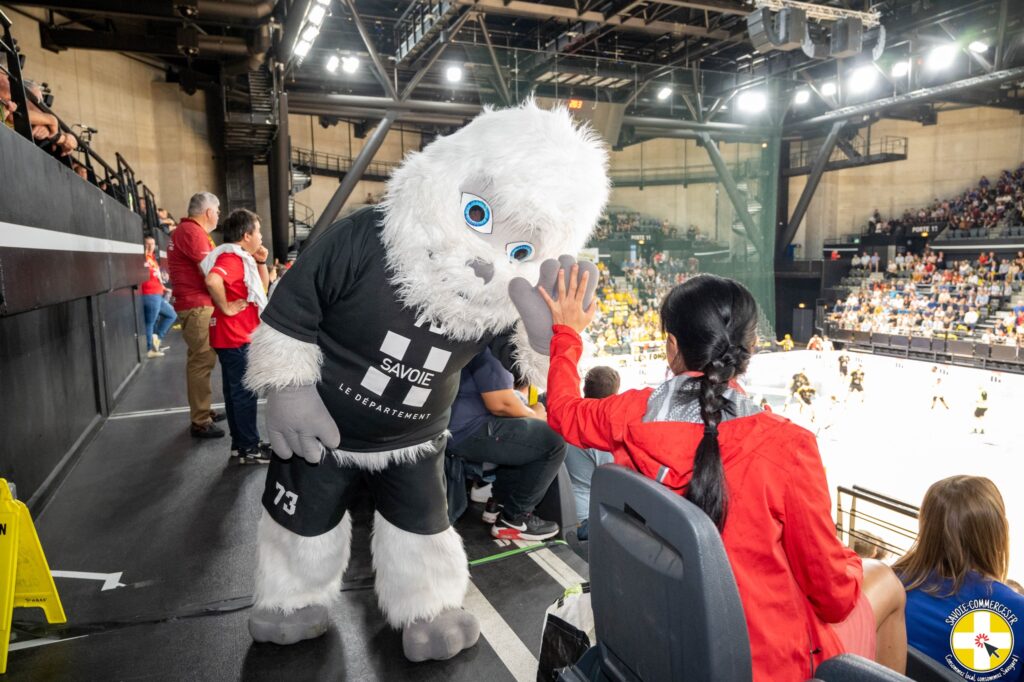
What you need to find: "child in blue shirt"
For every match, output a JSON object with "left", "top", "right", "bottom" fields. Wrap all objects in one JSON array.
[{"left": 894, "top": 476, "right": 1023, "bottom": 682}]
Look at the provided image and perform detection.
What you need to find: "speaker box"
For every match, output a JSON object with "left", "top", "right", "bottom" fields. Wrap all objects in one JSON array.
[
  {"left": 830, "top": 17, "right": 864, "bottom": 58},
  {"left": 747, "top": 7, "right": 806, "bottom": 53}
]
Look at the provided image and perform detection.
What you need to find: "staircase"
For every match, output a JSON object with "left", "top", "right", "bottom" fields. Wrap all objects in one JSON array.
[
  {"left": 730, "top": 181, "right": 762, "bottom": 242},
  {"left": 288, "top": 197, "right": 314, "bottom": 255},
  {"left": 222, "top": 67, "right": 277, "bottom": 162}
]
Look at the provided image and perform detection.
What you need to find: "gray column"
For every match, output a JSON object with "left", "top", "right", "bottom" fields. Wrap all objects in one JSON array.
[{"left": 268, "top": 91, "right": 291, "bottom": 261}]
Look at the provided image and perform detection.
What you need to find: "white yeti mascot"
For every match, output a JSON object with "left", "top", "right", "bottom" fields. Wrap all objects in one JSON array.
[{"left": 242, "top": 100, "right": 608, "bottom": 661}]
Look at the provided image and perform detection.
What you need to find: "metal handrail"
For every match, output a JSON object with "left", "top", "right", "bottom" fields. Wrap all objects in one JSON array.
[{"left": 2, "top": 12, "right": 153, "bottom": 227}]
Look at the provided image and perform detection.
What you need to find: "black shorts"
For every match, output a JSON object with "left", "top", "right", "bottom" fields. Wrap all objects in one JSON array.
[
  {"left": 261, "top": 434, "right": 450, "bottom": 537},
  {"left": 850, "top": 383, "right": 863, "bottom": 392},
  {"left": 975, "top": 408, "right": 988, "bottom": 418}
]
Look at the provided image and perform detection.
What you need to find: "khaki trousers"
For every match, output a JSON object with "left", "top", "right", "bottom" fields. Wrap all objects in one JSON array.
[{"left": 178, "top": 306, "right": 217, "bottom": 427}]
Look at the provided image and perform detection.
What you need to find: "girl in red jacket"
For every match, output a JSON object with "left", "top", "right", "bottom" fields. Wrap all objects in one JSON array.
[{"left": 540, "top": 267, "right": 907, "bottom": 681}]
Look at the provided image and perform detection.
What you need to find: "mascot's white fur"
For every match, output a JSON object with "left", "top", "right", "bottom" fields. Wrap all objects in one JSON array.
[{"left": 243, "top": 100, "right": 609, "bottom": 661}]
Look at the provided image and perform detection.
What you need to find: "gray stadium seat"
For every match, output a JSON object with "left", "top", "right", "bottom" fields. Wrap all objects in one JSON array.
[
  {"left": 561, "top": 464, "right": 753, "bottom": 682},
  {"left": 816, "top": 654, "right": 913, "bottom": 681},
  {"left": 906, "top": 646, "right": 962, "bottom": 682}
]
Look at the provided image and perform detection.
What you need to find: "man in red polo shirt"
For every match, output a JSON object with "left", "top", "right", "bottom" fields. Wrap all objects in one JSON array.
[
  {"left": 168, "top": 192, "right": 225, "bottom": 438},
  {"left": 203, "top": 208, "right": 271, "bottom": 463}
]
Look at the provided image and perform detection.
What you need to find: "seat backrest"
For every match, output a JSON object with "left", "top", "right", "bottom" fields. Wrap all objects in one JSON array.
[
  {"left": 906, "top": 646, "right": 963, "bottom": 682},
  {"left": 588, "top": 465, "right": 752, "bottom": 682},
  {"left": 816, "top": 654, "right": 912, "bottom": 681}
]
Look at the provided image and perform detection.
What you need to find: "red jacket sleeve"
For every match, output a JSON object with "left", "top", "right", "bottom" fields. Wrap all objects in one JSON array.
[
  {"left": 175, "top": 225, "right": 212, "bottom": 264},
  {"left": 546, "top": 325, "right": 650, "bottom": 452},
  {"left": 780, "top": 427, "right": 863, "bottom": 623}
]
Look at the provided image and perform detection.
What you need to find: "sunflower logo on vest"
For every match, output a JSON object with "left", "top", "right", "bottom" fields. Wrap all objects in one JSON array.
[{"left": 948, "top": 604, "right": 1017, "bottom": 677}]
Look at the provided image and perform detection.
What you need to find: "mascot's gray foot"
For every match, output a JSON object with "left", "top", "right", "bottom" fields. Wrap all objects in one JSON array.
[
  {"left": 402, "top": 608, "right": 480, "bottom": 662},
  {"left": 249, "top": 604, "right": 329, "bottom": 645}
]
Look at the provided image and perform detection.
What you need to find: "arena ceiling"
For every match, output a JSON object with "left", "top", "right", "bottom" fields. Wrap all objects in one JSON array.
[{"left": 14, "top": 0, "right": 1024, "bottom": 138}]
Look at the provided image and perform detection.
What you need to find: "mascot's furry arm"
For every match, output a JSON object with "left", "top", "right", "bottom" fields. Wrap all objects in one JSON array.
[
  {"left": 509, "top": 255, "right": 599, "bottom": 383},
  {"left": 243, "top": 324, "right": 341, "bottom": 463}
]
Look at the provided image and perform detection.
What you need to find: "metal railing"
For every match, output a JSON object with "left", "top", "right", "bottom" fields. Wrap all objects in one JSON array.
[
  {"left": 835, "top": 485, "right": 919, "bottom": 559},
  {"left": 1, "top": 10, "right": 160, "bottom": 234},
  {"left": 291, "top": 146, "right": 400, "bottom": 180},
  {"left": 790, "top": 134, "right": 908, "bottom": 170}
]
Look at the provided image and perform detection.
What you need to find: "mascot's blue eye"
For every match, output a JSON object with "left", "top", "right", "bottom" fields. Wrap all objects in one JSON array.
[
  {"left": 506, "top": 241, "right": 535, "bottom": 263},
  {"left": 461, "top": 192, "right": 493, "bottom": 234}
]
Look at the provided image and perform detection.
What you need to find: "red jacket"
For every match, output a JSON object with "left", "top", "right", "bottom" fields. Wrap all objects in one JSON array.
[{"left": 547, "top": 326, "right": 863, "bottom": 682}]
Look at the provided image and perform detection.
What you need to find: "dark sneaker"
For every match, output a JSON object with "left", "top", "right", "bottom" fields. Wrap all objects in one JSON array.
[
  {"left": 481, "top": 497, "right": 503, "bottom": 524},
  {"left": 211, "top": 411, "right": 227, "bottom": 423},
  {"left": 576, "top": 519, "right": 590, "bottom": 542},
  {"left": 491, "top": 512, "right": 559, "bottom": 541},
  {"left": 236, "top": 443, "right": 272, "bottom": 464},
  {"left": 191, "top": 423, "right": 225, "bottom": 439}
]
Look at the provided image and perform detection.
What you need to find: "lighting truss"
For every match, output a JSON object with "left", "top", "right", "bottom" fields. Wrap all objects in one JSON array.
[{"left": 755, "top": 0, "right": 880, "bottom": 28}]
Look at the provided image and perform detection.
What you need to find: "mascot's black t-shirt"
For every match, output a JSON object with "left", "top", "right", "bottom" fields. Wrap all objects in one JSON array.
[{"left": 262, "top": 208, "right": 518, "bottom": 452}]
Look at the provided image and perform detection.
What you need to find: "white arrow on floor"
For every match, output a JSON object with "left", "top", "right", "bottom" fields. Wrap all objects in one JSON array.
[{"left": 50, "top": 570, "right": 126, "bottom": 591}]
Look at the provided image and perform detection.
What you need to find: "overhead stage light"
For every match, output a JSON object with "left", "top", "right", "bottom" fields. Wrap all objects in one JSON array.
[
  {"left": 315, "top": 0, "right": 330, "bottom": 4},
  {"left": 446, "top": 65, "right": 463, "bottom": 82},
  {"left": 307, "top": 5, "right": 327, "bottom": 27},
  {"left": 794, "top": 88, "right": 811, "bottom": 105},
  {"left": 849, "top": 65, "right": 877, "bottom": 93},
  {"left": 736, "top": 89, "right": 766, "bottom": 113},
  {"left": 969, "top": 40, "right": 989, "bottom": 54},
  {"left": 294, "top": 39, "right": 312, "bottom": 58},
  {"left": 657, "top": 86, "right": 672, "bottom": 101},
  {"left": 820, "top": 81, "right": 837, "bottom": 97},
  {"left": 302, "top": 25, "right": 319, "bottom": 43},
  {"left": 341, "top": 56, "right": 360, "bottom": 74},
  {"left": 891, "top": 60, "right": 910, "bottom": 78},
  {"left": 927, "top": 44, "right": 957, "bottom": 70},
  {"left": 326, "top": 55, "right": 339, "bottom": 73}
]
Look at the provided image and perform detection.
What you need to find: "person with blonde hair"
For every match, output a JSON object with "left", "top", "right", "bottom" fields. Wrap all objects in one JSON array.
[{"left": 894, "top": 476, "right": 1023, "bottom": 681}]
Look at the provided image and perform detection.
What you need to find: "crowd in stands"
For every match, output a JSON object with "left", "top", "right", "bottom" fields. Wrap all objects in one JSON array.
[
  {"left": 586, "top": 254, "right": 700, "bottom": 355},
  {"left": 590, "top": 208, "right": 713, "bottom": 243},
  {"left": 868, "top": 164, "right": 1024, "bottom": 237},
  {"left": 829, "top": 248, "right": 1024, "bottom": 346}
]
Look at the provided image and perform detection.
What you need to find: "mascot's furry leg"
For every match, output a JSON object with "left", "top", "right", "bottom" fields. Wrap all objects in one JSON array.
[
  {"left": 249, "top": 510, "right": 352, "bottom": 644},
  {"left": 371, "top": 512, "right": 479, "bottom": 661}
]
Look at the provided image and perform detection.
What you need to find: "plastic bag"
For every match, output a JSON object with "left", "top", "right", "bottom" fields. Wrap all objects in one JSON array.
[{"left": 537, "top": 583, "right": 594, "bottom": 681}]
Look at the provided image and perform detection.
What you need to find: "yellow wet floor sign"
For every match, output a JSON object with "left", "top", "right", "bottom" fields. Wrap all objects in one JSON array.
[{"left": 0, "top": 478, "right": 66, "bottom": 674}]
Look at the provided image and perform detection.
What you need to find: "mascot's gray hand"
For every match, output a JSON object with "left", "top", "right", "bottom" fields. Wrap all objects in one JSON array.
[
  {"left": 509, "top": 256, "right": 599, "bottom": 355},
  {"left": 266, "top": 385, "right": 340, "bottom": 465}
]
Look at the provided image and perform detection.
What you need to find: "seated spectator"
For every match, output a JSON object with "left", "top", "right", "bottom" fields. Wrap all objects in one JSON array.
[
  {"left": 563, "top": 366, "right": 620, "bottom": 540},
  {"left": 201, "top": 208, "right": 271, "bottom": 464},
  {"left": 543, "top": 269, "right": 907, "bottom": 680},
  {"left": 447, "top": 348, "right": 567, "bottom": 541},
  {"left": 851, "top": 532, "right": 891, "bottom": 562},
  {"left": 141, "top": 235, "right": 175, "bottom": 358},
  {"left": 894, "top": 476, "right": 1023, "bottom": 681}
]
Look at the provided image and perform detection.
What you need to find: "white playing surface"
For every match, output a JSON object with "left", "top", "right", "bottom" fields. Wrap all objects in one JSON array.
[{"left": 582, "top": 349, "right": 1024, "bottom": 578}]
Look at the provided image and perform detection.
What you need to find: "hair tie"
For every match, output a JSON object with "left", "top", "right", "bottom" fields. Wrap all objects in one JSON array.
[{"left": 704, "top": 424, "right": 718, "bottom": 436}]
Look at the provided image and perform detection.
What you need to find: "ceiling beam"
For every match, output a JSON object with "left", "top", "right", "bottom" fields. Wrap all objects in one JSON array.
[
  {"left": 453, "top": 0, "right": 731, "bottom": 40},
  {"left": 649, "top": 0, "right": 750, "bottom": 16},
  {"left": 787, "top": 66, "right": 1024, "bottom": 130}
]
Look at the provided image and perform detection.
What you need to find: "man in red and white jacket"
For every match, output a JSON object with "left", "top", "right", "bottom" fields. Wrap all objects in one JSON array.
[
  {"left": 202, "top": 208, "right": 271, "bottom": 464},
  {"left": 168, "top": 192, "right": 225, "bottom": 438}
]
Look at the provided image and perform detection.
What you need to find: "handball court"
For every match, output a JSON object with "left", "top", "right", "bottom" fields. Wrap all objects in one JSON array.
[{"left": 5, "top": 343, "right": 587, "bottom": 682}]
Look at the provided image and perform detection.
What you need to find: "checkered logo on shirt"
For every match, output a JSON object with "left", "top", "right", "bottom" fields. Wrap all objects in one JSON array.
[{"left": 359, "top": 320, "right": 450, "bottom": 408}]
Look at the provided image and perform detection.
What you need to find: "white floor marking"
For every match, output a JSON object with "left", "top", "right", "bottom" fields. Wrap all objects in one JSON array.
[
  {"left": 8, "top": 635, "right": 88, "bottom": 652},
  {"left": 51, "top": 570, "right": 126, "bottom": 591},
  {"left": 463, "top": 581, "right": 537, "bottom": 682}
]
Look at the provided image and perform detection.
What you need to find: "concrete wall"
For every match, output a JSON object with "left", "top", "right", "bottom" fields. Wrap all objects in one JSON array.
[
  {"left": 7, "top": 6, "right": 221, "bottom": 219},
  {"left": 283, "top": 114, "right": 421, "bottom": 218},
  {"left": 790, "top": 107, "right": 1024, "bottom": 256}
]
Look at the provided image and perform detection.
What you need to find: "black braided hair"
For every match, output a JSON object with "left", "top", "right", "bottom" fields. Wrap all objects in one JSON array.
[{"left": 660, "top": 275, "right": 758, "bottom": 531}]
